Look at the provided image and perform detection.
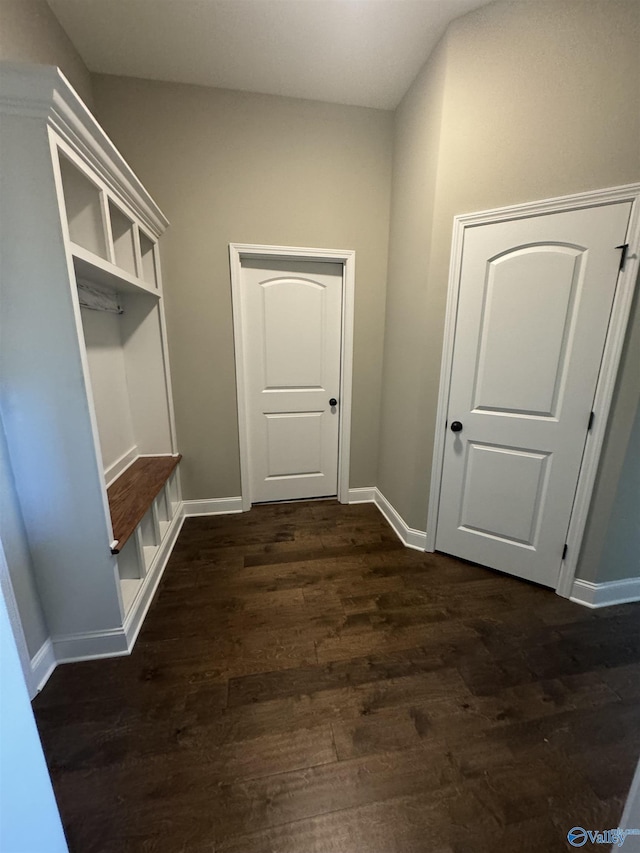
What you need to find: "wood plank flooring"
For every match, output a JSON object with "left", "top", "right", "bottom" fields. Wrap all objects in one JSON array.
[{"left": 33, "top": 501, "right": 640, "bottom": 852}]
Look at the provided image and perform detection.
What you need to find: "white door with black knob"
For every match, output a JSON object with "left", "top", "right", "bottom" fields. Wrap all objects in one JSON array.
[
  {"left": 436, "top": 201, "right": 632, "bottom": 588},
  {"left": 241, "top": 258, "right": 343, "bottom": 503}
]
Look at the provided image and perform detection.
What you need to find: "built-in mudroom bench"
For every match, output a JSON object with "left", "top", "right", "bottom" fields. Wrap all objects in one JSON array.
[
  {"left": 107, "top": 455, "right": 182, "bottom": 614},
  {"left": 0, "top": 62, "right": 183, "bottom": 669}
]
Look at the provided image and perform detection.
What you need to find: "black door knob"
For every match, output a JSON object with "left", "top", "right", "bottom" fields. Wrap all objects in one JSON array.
[
  {"left": 329, "top": 398, "right": 338, "bottom": 407},
  {"left": 450, "top": 421, "right": 463, "bottom": 432}
]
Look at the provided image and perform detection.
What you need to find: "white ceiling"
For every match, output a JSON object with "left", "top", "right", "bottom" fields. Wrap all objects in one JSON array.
[{"left": 46, "top": 0, "right": 491, "bottom": 110}]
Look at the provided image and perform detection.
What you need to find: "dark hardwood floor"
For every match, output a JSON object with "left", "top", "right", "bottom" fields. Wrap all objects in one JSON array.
[{"left": 33, "top": 501, "right": 640, "bottom": 852}]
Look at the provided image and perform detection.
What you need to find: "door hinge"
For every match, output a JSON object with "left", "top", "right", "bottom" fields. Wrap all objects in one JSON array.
[
  {"left": 616, "top": 243, "right": 629, "bottom": 272},
  {"left": 562, "top": 543, "right": 568, "bottom": 561},
  {"left": 588, "top": 411, "right": 595, "bottom": 431}
]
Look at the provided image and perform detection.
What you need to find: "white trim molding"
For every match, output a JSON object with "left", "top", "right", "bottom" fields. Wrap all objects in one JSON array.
[
  {"left": 182, "top": 497, "right": 244, "bottom": 517},
  {"left": 0, "top": 536, "right": 54, "bottom": 699},
  {"left": 0, "top": 63, "right": 168, "bottom": 236},
  {"left": 229, "top": 243, "right": 356, "bottom": 512},
  {"left": 30, "top": 639, "right": 56, "bottom": 695},
  {"left": 348, "top": 487, "right": 427, "bottom": 552},
  {"left": 425, "top": 182, "right": 640, "bottom": 600},
  {"left": 52, "top": 627, "right": 129, "bottom": 663},
  {"left": 375, "top": 490, "right": 428, "bottom": 552},
  {"left": 104, "top": 445, "right": 138, "bottom": 488},
  {"left": 570, "top": 577, "right": 640, "bottom": 609},
  {"left": 347, "top": 487, "right": 377, "bottom": 504}
]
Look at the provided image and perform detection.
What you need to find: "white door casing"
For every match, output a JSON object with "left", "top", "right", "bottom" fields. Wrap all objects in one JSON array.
[
  {"left": 434, "top": 199, "right": 634, "bottom": 589},
  {"left": 230, "top": 245, "right": 355, "bottom": 509}
]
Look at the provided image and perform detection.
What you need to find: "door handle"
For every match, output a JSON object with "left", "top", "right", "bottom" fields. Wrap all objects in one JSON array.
[
  {"left": 450, "top": 421, "right": 463, "bottom": 432},
  {"left": 329, "top": 398, "right": 338, "bottom": 407}
]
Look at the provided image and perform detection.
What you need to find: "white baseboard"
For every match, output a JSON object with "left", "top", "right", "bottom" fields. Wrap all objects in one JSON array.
[
  {"left": 570, "top": 577, "right": 640, "bottom": 608},
  {"left": 52, "top": 626, "right": 129, "bottom": 663},
  {"left": 348, "top": 487, "right": 427, "bottom": 552},
  {"left": 182, "top": 497, "right": 244, "bottom": 516},
  {"left": 374, "top": 489, "right": 428, "bottom": 551},
  {"left": 347, "top": 487, "right": 377, "bottom": 503},
  {"left": 29, "top": 638, "right": 56, "bottom": 696}
]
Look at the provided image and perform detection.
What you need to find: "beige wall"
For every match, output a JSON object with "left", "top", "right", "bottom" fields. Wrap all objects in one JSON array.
[
  {"left": 377, "top": 38, "right": 448, "bottom": 529},
  {"left": 579, "top": 281, "right": 640, "bottom": 583},
  {"left": 597, "top": 398, "right": 640, "bottom": 583},
  {"left": 379, "top": 0, "right": 640, "bottom": 576},
  {"left": 0, "top": 0, "right": 93, "bottom": 105},
  {"left": 92, "top": 76, "right": 393, "bottom": 499}
]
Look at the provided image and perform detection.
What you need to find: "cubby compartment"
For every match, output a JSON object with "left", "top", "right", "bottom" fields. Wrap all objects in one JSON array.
[
  {"left": 117, "top": 536, "right": 143, "bottom": 615},
  {"left": 80, "top": 304, "right": 136, "bottom": 480},
  {"left": 80, "top": 290, "right": 174, "bottom": 481},
  {"left": 154, "top": 488, "right": 171, "bottom": 540},
  {"left": 59, "top": 154, "right": 108, "bottom": 259},
  {"left": 167, "top": 470, "right": 181, "bottom": 515},
  {"left": 139, "top": 231, "right": 159, "bottom": 288},
  {"left": 138, "top": 507, "right": 159, "bottom": 572},
  {"left": 108, "top": 201, "right": 137, "bottom": 276}
]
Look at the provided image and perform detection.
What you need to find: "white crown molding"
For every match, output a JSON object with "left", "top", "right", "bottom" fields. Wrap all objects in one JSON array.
[{"left": 0, "top": 62, "right": 168, "bottom": 236}]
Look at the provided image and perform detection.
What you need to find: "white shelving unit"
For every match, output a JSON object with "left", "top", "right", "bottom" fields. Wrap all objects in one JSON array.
[{"left": 0, "top": 63, "right": 183, "bottom": 664}]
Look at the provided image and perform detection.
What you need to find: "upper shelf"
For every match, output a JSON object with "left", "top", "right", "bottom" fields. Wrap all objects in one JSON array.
[
  {"left": 0, "top": 63, "right": 169, "bottom": 237},
  {"left": 72, "top": 243, "right": 161, "bottom": 298},
  {"left": 58, "top": 149, "right": 161, "bottom": 297},
  {"left": 59, "top": 154, "right": 108, "bottom": 259}
]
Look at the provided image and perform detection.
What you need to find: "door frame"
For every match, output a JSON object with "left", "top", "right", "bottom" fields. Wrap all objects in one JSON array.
[
  {"left": 229, "top": 243, "right": 356, "bottom": 511},
  {"left": 425, "top": 183, "right": 640, "bottom": 598}
]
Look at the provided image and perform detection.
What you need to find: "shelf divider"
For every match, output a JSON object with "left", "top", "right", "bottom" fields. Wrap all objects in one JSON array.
[{"left": 71, "top": 243, "right": 161, "bottom": 298}]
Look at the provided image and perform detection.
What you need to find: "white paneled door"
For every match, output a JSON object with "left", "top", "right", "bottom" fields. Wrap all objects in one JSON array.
[
  {"left": 436, "top": 202, "right": 632, "bottom": 587},
  {"left": 241, "top": 259, "right": 343, "bottom": 502}
]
